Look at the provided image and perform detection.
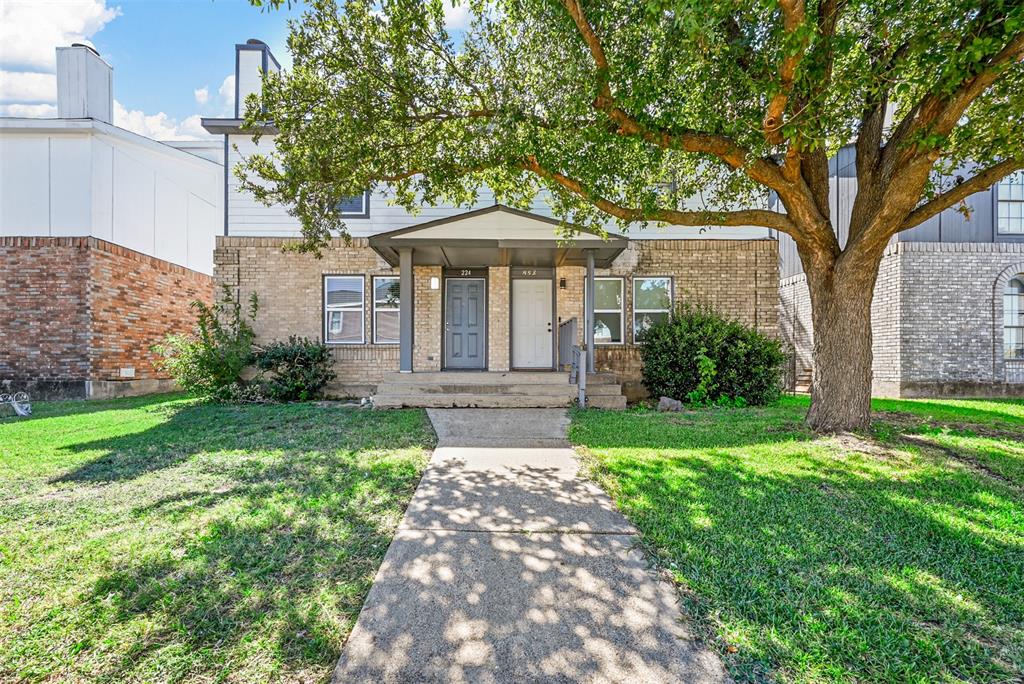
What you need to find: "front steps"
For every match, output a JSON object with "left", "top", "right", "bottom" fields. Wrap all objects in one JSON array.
[{"left": 371, "top": 371, "right": 626, "bottom": 409}]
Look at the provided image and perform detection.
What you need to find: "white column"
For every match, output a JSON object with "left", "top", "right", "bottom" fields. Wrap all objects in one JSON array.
[{"left": 585, "top": 249, "right": 595, "bottom": 374}]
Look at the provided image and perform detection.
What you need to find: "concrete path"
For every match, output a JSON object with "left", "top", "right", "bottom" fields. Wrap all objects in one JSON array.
[{"left": 332, "top": 409, "right": 729, "bottom": 683}]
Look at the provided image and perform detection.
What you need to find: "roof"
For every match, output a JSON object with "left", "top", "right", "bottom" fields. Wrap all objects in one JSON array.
[{"left": 368, "top": 204, "right": 629, "bottom": 268}]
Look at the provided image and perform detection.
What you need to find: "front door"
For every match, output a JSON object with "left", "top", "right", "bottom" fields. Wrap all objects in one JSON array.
[
  {"left": 512, "top": 278, "right": 553, "bottom": 368},
  {"left": 444, "top": 278, "right": 487, "bottom": 369}
]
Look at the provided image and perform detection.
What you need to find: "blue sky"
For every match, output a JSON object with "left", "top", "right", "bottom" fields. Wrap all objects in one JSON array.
[{"left": 0, "top": 0, "right": 304, "bottom": 139}]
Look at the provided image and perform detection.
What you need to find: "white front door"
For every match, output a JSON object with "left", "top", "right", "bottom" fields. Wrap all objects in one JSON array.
[{"left": 512, "top": 278, "right": 553, "bottom": 368}]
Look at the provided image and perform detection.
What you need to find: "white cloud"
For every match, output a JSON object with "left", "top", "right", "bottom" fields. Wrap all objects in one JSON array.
[
  {"left": 443, "top": 0, "right": 470, "bottom": 30},
  {"left": 194, "top": 86, "right": 209, "bottom": 106},
  {"left": 113, "top": 100, "right": 214, "bottom": 141},
  {"left": 0, "top": 70, "right": 56, "bottom": 102},
  {"left": 218, "top": 74, "right": 235, "bottom": 112},
  {"left": 0, "top": 102, "right": 58, "bottom": 117},
  {"left": 0, "top": 0, "right": 120, "bottom": 71}
]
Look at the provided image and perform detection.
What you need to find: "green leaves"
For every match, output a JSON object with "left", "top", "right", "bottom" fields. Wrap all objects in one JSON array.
[{"left": 242, "top": 0, "right": 1024, "bottom": 253}]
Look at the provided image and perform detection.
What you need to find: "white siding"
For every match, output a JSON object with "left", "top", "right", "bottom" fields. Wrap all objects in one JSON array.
[
  {"left": 237, "top": 49, "right": 264, "bottom": 116},
  {"left": 0, "top": 120, "right": 223, "bottom": 274},
  {"left": 225, "top": 133, "right": 772, "bottom": 241}
]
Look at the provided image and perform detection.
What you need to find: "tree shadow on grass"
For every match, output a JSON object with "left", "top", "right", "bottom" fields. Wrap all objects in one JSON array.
[
  {"left": 51, "top": 401, "right": 433, "bottom": 484},
  {"left": 588, "top": 443, "right": 1024, "bottom": 682}
]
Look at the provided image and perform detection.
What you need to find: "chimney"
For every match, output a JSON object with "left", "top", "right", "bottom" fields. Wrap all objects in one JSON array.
[
  {"left": 56, "top": 44, "right": 113, "bottom": 123},
  {"left": 235, "top": 38, "right": 280, "bottom": 118}
]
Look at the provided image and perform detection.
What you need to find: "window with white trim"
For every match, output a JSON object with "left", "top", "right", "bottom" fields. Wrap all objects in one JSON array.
[
  {"left": 633, "top": 277, "right": 673, "bottom": 341},
  {"left": 586, "top": 277, "right": 624, "bottom": 345},
  {"left": 373, "top": 276, "right": 401, "bottom": 344},
  {"left": 324, "top": 276, "right": 365, "bottom": 344},
  {"left": 1005, "top": 275, "right": 1024, "bottom": 360},
  {"left": 998, "top": 173, "right": 1024, "bottom": 234},
  {"left": 336, "top": 192, "right": 370, "bottom": 217}
]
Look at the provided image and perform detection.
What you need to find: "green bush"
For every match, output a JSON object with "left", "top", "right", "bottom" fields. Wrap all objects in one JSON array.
[
  {"left": 153, "top": 286, "right": 258, "bottom": 401},
  {"left": 639, "top": 306, "right": 785, "bottom": 406},
  {"left": 253, "top": 337, "right": 335, "bottom": 401}
]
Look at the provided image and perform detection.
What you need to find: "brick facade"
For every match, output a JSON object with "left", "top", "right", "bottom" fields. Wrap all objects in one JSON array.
[
  {"left": 779, "top": 241, "right": 1024, "bottom": 397},
  {"left": 215, "top": 236, "right": 779, "bottom": 401},
  {"left": 0, "top": 237, "right": 213, "bottom": 400}
]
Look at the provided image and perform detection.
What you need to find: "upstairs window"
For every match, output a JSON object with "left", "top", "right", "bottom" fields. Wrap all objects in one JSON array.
[
  {"left": 1005, "top": 276, "right": 1024, "bottom": 360},
  {"left": 324, "top": 276, "right": 365, "bottom": 344},
  {"left": 373, "top": 276, "right": 401, "bottom": 344},
  {"left": 633, "top": 277, "right": 673, "bottom": 341},
  {"left": 336, "top": 192, "right": 370, "bottom": 218},
  {"left": 998, "top": 173, "right": 1024, "bottom": 234}
]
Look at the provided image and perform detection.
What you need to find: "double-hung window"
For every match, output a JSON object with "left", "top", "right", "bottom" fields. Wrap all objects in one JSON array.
[
  {"left": 324, "top": 276, "right": 365, "bottom": 344},
  {"left": 1005, "top": 275, "right": 1024, "bottom": 360},
  {"left": 587, "top": 277, "right": 624, "bottom": 344},
  {"left": 633, "top": 277, "right": 673, "bottom": 341},
  {"left": 373, "top": 276, "right": 401, "bottom": 344},
  {"left": 998, "top": 173, "right": 1024, "bottom": 234}
]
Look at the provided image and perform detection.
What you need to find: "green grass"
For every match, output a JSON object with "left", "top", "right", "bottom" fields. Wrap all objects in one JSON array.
[
  {"left": 0, "top": 394, "right": 435, "bottom": 683},
  {"left": 570, "top": 395, "right": 1024, "bottom": 683}
]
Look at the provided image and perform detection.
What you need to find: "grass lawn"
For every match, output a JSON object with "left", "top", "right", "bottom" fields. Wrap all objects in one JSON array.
[
  {"left": 0, "top": 394, "right": 435, "bottom": 683},
  {"left": 571, "top": 395, "right": 1024, "bottom": 683}
]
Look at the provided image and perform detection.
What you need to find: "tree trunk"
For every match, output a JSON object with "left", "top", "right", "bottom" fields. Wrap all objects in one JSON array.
[{"left": 804, "top": 253, "right": 879, "bottom": 432}]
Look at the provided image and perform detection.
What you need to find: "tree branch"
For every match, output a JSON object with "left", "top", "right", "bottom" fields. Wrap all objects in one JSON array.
[
  {"left": 901, "top": 158, "right": 1023, "bottom": 230},
  {"left": 764, "top": 0, "right": 808, "bottom": 144},
  {"left": 522, "top": 155, "right": 798, "bottom": 233},
  {"left": 557, "top": 0, "right": 790, "bottom": 191}
]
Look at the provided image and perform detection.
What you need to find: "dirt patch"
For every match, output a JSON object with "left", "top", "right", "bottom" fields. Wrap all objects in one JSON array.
[{"left": 876, "top": 411, "right": 1024, "bottom": 442}]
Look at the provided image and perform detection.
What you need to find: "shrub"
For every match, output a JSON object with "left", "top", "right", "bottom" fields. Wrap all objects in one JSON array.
[
  {"left": 153, "top": 286, "right": 258, "bottom": 400},
  {"left": 639, "top": 305, "right": 785, "bottom": 406},
  {"left": 253, "top": 337, "right": 335, "bottom": 401}
]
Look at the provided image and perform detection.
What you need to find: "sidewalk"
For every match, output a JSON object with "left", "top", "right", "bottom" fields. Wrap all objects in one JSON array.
[{"left": 332, "top": 409, "right": 729, "bottom": 683}]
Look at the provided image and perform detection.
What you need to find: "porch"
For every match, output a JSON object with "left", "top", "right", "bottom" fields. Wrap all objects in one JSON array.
[{"left": 371, "top": 370, "right": 626, "bottom": 409}]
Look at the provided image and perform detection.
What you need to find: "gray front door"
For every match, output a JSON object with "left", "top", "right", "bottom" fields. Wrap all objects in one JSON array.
[{"left": 445, "top": 278, "right": 486, "bottom": 369}]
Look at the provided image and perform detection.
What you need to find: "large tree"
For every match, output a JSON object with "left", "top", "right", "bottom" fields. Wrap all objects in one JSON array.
[{"left": 242, "top": 0, "right": 1024, "bottom": 431}]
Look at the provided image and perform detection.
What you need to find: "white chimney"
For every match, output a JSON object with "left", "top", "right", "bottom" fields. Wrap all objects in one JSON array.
[
  {"left": 235, "top": 39, "right": 280, "bottom": 118},
  {"left": 56, "top": 44, "right": 113, "bottom": 123}
]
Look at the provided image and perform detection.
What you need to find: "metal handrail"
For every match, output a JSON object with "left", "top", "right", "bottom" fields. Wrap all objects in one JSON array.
[{"left": 558, "top": 317, "right": 586, "bottom": 406}]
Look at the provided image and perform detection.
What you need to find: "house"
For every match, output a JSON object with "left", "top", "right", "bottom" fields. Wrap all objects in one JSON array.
[
  {"left": 0, "top": 45, "right": 221, "bottom": 400},
  {"left": 202, "top": 40, "right": 780, "bottom": 407},
  {"left": 779, "top": 146, "right": 1024, "bottom": 397}
]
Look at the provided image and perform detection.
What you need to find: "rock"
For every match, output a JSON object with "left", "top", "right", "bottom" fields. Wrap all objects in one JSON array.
[{"left": 658, "top": 396, "right": 683, "bottom": 412}]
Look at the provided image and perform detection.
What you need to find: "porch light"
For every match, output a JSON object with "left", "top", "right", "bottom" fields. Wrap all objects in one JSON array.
[
  {"left": 559, "top": 277, "right": 567, "bottom": 290},
  {"left": 430, "top": 276, "right": 440, "bottom": 290}
]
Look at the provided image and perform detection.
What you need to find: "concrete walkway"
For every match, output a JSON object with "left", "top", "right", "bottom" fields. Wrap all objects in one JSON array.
[{"left": 332, "top": 409, "right": 729, "bottom": 683}]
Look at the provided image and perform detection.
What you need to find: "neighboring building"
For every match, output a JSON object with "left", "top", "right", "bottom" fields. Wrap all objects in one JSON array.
[
  {"left": 779, "top": 146, "right": 1024, "bottom": 397},
  {"left": 202, "top": 40, "right": 780, "bottom": 405},
  {"left": 0, "top": 45, "right": 221, "bottom": 400}
]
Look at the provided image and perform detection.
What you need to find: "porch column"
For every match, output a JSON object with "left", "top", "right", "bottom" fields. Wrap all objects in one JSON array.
[
  {"left": 585, "top": 249, "right": 595, "bottom": 374},
  {"left": 399, "top": 247, "right": 414, "bottom": 373}
]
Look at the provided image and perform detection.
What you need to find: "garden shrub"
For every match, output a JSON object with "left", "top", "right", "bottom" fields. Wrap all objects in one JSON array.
[
  {"left": 153, "top": 286, "right": 258, "bottom": 401},
  {"left": 639, "top": 305, "right": 785, "bottom": 406},
  {"left": 253, "top": 337, "right": 335, "bottom": 401}
]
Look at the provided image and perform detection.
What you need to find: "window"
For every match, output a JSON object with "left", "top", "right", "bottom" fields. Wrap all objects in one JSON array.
[
  {"left": 373, "top": 276, "right": 401, "bottom": 344},
  {"left": 324, "top": 276, "right": 365, "bottom": 344},
  {"left": 586, "top": 277, "right": 624, "bottom": 344},
  {"left": 1005, "top": 275, "right": 1024, "bottom": 360},
  {"left": 998, "top": 173, "right": 1024, "bottom": 234},
  {"left": 336, "top": 192, "right": 370, "bottom": 218},
  {"left": 633, "top": 277, "right": 673, "bottom": 341}
]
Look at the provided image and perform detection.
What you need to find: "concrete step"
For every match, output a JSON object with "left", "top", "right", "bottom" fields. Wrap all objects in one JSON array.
[
  {"left": 586, "top": 372, "right": 621, "bottom": 385},
  {"left": 372, "top": 394, "right": 574, "bottom": 409},
  {"left": 585, "top": 394, "right": 627, "bottom": 410},
  {"left": 376, "top": 383, "right": 576, "bottom": 397},
  {"left": 381, "top": 371, "right": 569, "bottom": 384},
  {"left": 581, "top": 383, "right": 625, "bottom": 396}
]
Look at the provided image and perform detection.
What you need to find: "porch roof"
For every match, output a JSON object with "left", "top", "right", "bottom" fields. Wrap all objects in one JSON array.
[{"left": 368, "top": 205, "right": 628, "bottom": 268}]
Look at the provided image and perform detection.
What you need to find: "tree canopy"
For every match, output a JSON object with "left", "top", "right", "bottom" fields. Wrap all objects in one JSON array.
[{"left": 242, "top": 0, "right": 1023, "bottom": 253}]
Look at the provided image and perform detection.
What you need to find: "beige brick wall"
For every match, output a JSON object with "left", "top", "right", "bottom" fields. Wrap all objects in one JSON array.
[
  {"left": 215, "top": 236, "right": 779, "bottom": 399},
  {"left": 488, "top": 267, "right": 511, "bottom": 372}
]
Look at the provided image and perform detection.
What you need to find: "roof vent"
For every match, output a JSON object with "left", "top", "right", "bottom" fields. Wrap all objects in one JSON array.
[
  {"left": 246, "top": 38, "right": 267, "bottom": 46},
  {"left": 70, "top": 42, "right": 100, "bottom": 57}
]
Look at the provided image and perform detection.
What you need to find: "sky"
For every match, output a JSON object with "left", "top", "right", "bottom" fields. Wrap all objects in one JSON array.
[{"left": 0, "top": 0, "right": 435, "bottom": 140}]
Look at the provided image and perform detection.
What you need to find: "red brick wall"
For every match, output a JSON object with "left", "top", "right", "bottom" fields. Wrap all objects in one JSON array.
[
  {"left": 89, "top": 240, "right": 214, "bottom": 382},
  {"left": 0, "top": 238, "right": 92, "bottom": 390},
  {"left": 0, "top": 237, "right": 213, "bottom": 398}
]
